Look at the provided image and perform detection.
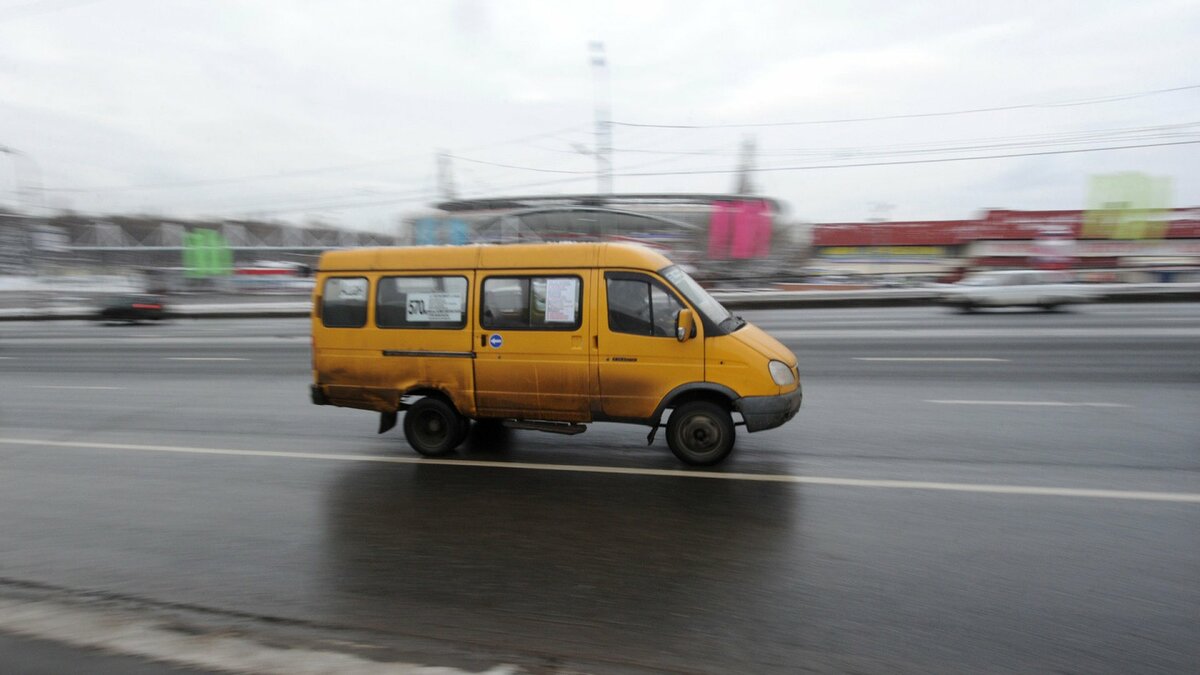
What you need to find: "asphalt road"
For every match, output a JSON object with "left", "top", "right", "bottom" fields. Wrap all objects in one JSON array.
[{"left": 0, "top": 304, "right": 1198, "bottom": 673}]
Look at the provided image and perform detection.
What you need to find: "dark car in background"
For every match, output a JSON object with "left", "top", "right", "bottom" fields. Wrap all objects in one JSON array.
[{"left": 96, "top": 294, "right": 168, "bottom": 323}]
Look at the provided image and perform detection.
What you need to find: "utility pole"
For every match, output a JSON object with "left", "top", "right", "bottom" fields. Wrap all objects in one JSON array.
[
  {"left": 590, "top": 41, "right": 613, "bottom": 195},
  {"left": 436, "top": 150, "right": 458, "bottom": 201},
  {"left": 0, "top": 144, "right": 43, "bottom": 275},
  {"left": 733, "top": 135, "right": 758, "bottom": 195}
]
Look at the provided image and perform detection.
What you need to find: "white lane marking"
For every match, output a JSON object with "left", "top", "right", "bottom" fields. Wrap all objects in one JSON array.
[
  {"left": 0, "top": 437, "right": 1196, "bottom": 504},
  {"left": 30, "top": 385, "right": 124, "bottom": 391},
  {"left": 926, "top": 400, "right": 1132, "bottom": 408},
  {"left": 0, "top": 357, "right": 16, "bottom": 360},
  {"left": 164, "top": 357, "right": 248, "bottom": 361},
  {"left": 854, "top": 357, "right": 1010, "bottom": 362}
]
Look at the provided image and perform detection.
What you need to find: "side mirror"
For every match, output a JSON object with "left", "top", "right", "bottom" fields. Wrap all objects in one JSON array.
[
  {"left": 675, "top": 308, "right": 695, "bottom": 342},
  {"left": 313, "top": 296, "right": 322, "bottom": 319}
]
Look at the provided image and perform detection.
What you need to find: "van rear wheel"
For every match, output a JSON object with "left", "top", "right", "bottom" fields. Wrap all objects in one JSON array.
[
  {"left": 666, "top": 401, "right": 735, "bottom": 466},
  {"left": 403, "top": 397, "right": 465, "bottom": 457}
]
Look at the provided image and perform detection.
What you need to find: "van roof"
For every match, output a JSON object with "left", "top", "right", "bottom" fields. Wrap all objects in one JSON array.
[{"left": 317, "top": 242, "right": 674, "bottom": 272}]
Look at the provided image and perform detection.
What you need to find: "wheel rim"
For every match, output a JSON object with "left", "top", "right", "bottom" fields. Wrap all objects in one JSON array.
[
  {"left": 413, "top": 410, "right": 450, "bottom": 448},
  {"left": 678, "top": 413, "right": 722, "bottom": 456}
]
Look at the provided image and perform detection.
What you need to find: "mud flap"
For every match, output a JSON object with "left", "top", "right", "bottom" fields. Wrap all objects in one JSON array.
[{"left": 378, "top": 411, "right": 397, "bottom": 434}]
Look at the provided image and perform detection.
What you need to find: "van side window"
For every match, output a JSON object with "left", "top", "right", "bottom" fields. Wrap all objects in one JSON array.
[
  {"left": 321, "top": 277, "right": 368, "bottom": 328},
  {"left": 482, "top": 276, "right": 581, "bottom": 330},
  {"left": 377, "top": 276, "right": 467, "bottom": 329},
  {"left": 607, "top": 275, "right": 684, "bottom": 337}
]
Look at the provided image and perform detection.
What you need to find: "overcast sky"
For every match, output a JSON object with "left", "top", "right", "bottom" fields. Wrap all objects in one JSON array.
[{"left": 1, "top": 0, "right": 1197, "bottom": 232}]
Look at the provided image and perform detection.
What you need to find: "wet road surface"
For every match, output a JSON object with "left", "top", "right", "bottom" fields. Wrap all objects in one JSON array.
[{"left": 0, "top": 304, "right": 1198, "bottom": 672}]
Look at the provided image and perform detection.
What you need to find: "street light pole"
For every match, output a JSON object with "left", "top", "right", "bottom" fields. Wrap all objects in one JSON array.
[
  {"left": 589, "top": 41, "right": 613, "bottom": 195},
  {"left": 0, "top": 144, "right": 45, "bottom": 275},
  {"left": 0, "top": 144, "right": 44, "bottom": 213}
]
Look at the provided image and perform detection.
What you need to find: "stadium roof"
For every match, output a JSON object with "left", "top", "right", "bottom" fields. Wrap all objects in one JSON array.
[{"left": 435, "top": 193, "right": 785, "bottom": 213}]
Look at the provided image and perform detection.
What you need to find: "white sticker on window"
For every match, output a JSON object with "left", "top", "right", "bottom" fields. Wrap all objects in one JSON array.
[
  {"left": 544, "top": 278, "right": 578, "bottom": 323},
  {"left": 334, "top": 279, "right": 366, "bottom": 299},
  {"left": 405, "top": 292, "right": 464, "bottom": 322}
]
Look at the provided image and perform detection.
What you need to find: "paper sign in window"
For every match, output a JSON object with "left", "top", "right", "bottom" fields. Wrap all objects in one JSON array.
[
  {"left": 405, "top": 292, "right": 463, "bottom": 322},
  {"left": 544, "top": 278, "right": 578, "bottom": 323}
]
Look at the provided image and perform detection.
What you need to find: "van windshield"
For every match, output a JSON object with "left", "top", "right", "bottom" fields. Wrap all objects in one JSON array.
[{"left": 661, "top": 265, "right": 737, "bottom": 331}]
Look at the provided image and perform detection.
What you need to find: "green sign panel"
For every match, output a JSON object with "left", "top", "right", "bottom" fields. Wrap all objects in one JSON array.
[
  {"left": 1082, "top": 173, "right": 1172, "bottom": 240},
  {"left": 183, "top": 229, "right": 232, "bottom": 277}
]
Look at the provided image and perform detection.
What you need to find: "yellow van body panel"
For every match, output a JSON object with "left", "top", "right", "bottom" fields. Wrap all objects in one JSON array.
[
  {"left": 312, "top": 242, "right": 800, "bottom": 436},
  {"left": 706, "top": 334, "right": 782, "bottom": 399},
  {"left": 724, "top": 324, "right": 796, "bottom": 368},
  {"left": 479, "top": 243, "right": 598, "bottom": 270}
]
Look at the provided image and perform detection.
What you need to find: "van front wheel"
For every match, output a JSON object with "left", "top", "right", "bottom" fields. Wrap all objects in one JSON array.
[
  {"left": 403, "top": 397, "right": 465, "bottom": 457},
  {"left": 666, "top": 401, "right": 735, "bottom": 466}
]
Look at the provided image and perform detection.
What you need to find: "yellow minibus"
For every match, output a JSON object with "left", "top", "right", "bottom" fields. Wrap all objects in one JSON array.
[{"left": 311, "top": 242, "right": 801, "bottom": 465}]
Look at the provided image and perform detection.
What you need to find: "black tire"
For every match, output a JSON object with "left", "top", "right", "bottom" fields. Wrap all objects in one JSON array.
[
  {"left": 451, "top": 416, "right": 471, "bottom": 448},
  {"left": 403, "top": 397, "right": 465, "bottom": 457},
  {"left": 666, "top": 401, "right": 735, "bottom": 466}
]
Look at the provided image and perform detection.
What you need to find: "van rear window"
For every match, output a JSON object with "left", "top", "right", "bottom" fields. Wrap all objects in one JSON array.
[
  {"left": 377, "top": 276, "right": 468, "bottom": 329},
  {"left": 321, "top": 277, "right": 368, "bottom": 328},
  {"left": 482, "top": 276, "right": 581, "bottom": 330}
]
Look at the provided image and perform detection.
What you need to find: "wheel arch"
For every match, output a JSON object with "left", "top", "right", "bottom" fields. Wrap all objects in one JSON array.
[
  {"left": 648, "top": 382, "right": 738, "bottom": 432},
  {"left": 400, "top": 386, "right": 462, "bottom": 412}
]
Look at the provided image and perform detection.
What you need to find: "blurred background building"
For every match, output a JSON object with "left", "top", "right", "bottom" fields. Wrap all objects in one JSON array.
[
  {"left": 811, "top": 206, "right": 1200, "bottom": 283},
  {"left": 2, "top": 173, "right": 1198, "bottom": 293}
]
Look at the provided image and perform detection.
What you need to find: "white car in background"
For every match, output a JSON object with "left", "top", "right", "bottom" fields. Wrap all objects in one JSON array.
[{"left": 941, "top": 270, "right": 1099, "bottom": 312}]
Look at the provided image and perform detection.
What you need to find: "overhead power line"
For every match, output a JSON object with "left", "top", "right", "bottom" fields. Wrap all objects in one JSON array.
[
  {"left": 610, "top": 139, "right": 1200, "bottom": 177},
  {"left": 612, "top": 84, "right": 1200, "bottom": 129},
  {"left": 608, "top": 121, "right": 1200, "bottom": 158}
]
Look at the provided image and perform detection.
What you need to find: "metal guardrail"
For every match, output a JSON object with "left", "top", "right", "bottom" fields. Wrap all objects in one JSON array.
[{"left": 2, "top": 284, "right": 1199, "bottom": 321}]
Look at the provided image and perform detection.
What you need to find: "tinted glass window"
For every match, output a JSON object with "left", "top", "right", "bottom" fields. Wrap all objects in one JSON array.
[
  {"left": 377, "top": 276, "right": 468, "bottom": 329},
  {"left": 651, "top": 285, "right": 683, "bottom": 337},
  {"left": 607, "top": 278, "right": 652, "bottom": 335},
  {"left": 607, "top": 276, "right": 684, "bottom": 337},
  {"left": 321, "top": 277, "right": 368, "bottom": 327},
  {"left": 482, "top": 276, "right": 581, "bottom": 330}
]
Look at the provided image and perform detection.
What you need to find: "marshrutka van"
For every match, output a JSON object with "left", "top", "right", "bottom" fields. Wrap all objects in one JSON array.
[{"left": 310, "top": 242, "right": 801, "bottom": 465}]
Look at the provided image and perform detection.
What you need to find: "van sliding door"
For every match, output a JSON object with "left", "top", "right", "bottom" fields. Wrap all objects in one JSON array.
[{"left": 473, "top": 271, "right": 594, "bottom": 421}]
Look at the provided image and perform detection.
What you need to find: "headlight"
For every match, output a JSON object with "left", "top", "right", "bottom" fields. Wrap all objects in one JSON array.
[{"left": 769, "top": 360, "right": 795, "bottom": 386}]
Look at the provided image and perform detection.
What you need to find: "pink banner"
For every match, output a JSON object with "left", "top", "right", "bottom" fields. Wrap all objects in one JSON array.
[
  {"left": 730, "top": 200, "right": 755, "bottom": 259},
  {"left": 708, "top": 201, "right": 733, "bottom": 259}
]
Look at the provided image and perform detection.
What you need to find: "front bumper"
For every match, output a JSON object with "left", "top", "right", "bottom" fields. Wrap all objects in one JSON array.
[{"left": 734, "top": 386, "right": 802, "bottom": 432}]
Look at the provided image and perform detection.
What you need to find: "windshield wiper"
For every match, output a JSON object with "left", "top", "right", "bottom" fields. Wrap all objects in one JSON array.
[{"left": 720, "top": 315, "right": 747, "bottom": 332}]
